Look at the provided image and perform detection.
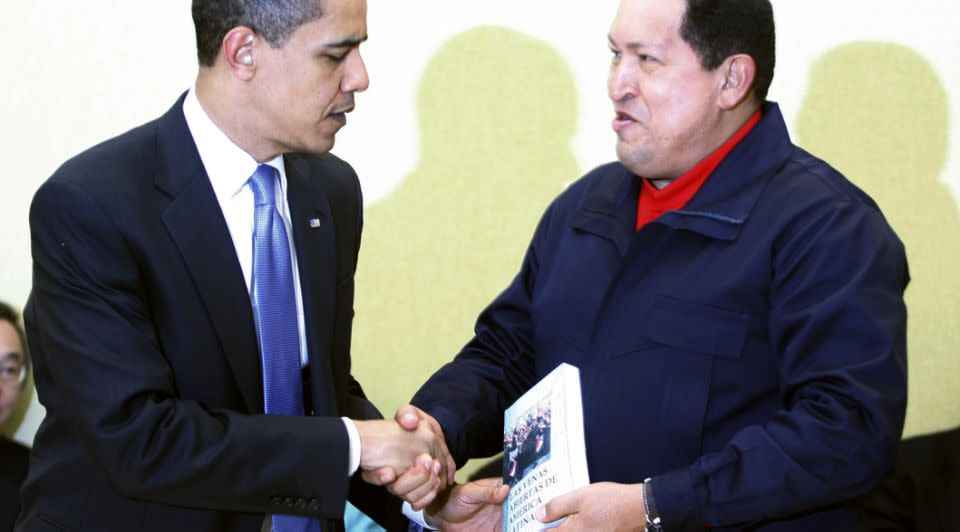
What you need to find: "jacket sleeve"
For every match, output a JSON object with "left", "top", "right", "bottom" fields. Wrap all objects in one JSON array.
[
  {"left": 410, "top": 203, "right": 557, "bottom": 467},
  {"left": 652, "top": 201, "right": 909, "bottom": 530},
  {"left": 26, "top": 178, "right": 352, "bottom": 518}
]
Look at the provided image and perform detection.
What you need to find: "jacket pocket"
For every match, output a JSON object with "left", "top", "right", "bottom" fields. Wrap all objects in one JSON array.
[
  {"left": 618, "top": 295, "right": 751, "bottom": 467},
  {"left": 643, "top": 294, "right": 750, "bottom": 358}
]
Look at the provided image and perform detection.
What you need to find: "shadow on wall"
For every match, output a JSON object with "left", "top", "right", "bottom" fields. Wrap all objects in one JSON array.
[
  {"left": 795, "top": 41, "right": 958, "bottom": 437},
  {"left": 352, "top": 26, "right": 580, "bottom": 478}
]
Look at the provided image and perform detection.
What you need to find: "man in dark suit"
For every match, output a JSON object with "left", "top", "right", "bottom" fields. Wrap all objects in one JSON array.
[
  {"left": 18, "top": 1, "right": 469, "bottom": 530},
  {"left": 0, "top": 301, "right": 30, "bottom": 531}
]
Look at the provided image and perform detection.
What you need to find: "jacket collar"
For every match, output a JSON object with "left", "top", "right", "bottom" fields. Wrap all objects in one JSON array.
[
  {"left": 155, "top": 94, "right": 264, "bottom": 412},
  {"left": 154, "top": 93, "right": 206, "bottom": 198},
  {"left": 573, "top": 102, "right": 794, "bottom": 246}
]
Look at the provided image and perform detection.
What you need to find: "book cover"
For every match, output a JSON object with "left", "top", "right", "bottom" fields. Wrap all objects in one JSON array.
[{"left": 502, "top": 363, "right": 589, "bottom": 531}]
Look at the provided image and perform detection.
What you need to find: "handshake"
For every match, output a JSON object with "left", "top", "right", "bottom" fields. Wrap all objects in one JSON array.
[{"left": 354, "top": 405, "right": 509, "bottom": 529}]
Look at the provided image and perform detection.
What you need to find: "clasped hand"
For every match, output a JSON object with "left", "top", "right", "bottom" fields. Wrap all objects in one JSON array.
[{"left": 354, "top": 405, "right": 456, "bottom": 509}]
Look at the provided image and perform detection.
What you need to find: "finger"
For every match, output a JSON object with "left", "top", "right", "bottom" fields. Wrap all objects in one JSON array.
[
  {"left": 395, "top": 404, "right": 421, "bottom": 431},
  {"left": 417, "top": 453, "right": 440, "bottom": 483},
  {"left": 428, "top": 458, "right": 448, "bottom": 490},
  {"left": 420, "top": 411, "right": 442, "bottom": 433},
  {"left": 471, "top": 477, "right": 505, "bottom": 488},
  {"left": 491, "top": 482, "right": 510, "bottom": 504},
  {"left": 360, "top": 466, "right": 397, "bottom": 486},
  {"left": 444, "top": 450, "right": 457, "bottom": 485},
  {"left": 423, "top": 430, "right": 455, "bottom": 484},
  {"left": 536, "top": 490, "right": 579, "bottom": 523},
  {"left": 424, "top": 432, "right": 452, "bottom": 482},
  {"left": 387, "top": 462, "right": 434, "bottom": 499},
  {"left": 460, "top": 477, "right": 509, "bottom": 505},
  {"left": 405, "top": 474, "right": 443, "bottom": 511}
]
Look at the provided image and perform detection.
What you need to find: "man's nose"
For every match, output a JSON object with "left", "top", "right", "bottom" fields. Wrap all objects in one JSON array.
[
  {"left": 342, "top": 49, "right": 370, "bottom": 93},
  {"left": 608, "top": 61, "right": 637, "bottom": 102}
]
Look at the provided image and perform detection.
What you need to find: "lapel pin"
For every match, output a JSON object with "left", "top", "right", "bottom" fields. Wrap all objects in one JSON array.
[{"left": 309, "top": 218, "right": 321, "bottom": 228}]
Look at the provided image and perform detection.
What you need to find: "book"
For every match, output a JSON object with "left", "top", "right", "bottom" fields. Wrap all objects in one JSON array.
[{"left": 502, "top": 363, "right": 589, "bottom": 532}]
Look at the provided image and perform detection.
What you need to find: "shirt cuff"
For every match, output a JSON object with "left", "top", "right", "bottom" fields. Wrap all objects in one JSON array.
[
  {"left": 651, "top": 467, "right": 702, "bottom": 530},
  {"left": 402, "top": 501, "right": 437, "bottom": 530},
  {"left": 341, "top": 417, "right": 361, "bottom": 476}
]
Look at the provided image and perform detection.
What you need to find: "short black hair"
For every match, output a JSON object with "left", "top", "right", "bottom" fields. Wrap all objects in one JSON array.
[
  {"left": 192, "top": 0, "right": 326, "bottom": 67},
  {"left": 0, "top": 300, "right": 29, "bottom": 378},
  {"left": 679, "top": 0, "right": 776, "bottom": 102}
]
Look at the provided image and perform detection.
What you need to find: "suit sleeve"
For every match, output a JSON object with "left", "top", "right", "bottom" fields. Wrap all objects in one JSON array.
[
  {"left": 27, "top": 178, "right": 352, "bottom": 518},
  {"left": 651, "top": 201, "right": 909, "bottom": 530}
]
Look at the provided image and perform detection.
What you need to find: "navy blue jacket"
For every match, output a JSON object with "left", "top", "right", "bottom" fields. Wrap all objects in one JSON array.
[{"left": 412, "top": 103, "right": 909, "bottom": 531}]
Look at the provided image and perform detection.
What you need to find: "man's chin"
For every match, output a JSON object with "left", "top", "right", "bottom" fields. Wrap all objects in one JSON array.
[
  {"left": 616, "top": 145, "right": 655, "bottom": 177},
  {"left": 291, "top": 136, "right": 336, "bottom": 157}
]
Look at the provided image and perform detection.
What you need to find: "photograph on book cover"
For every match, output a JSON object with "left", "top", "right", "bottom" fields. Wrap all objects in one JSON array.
[{"left": 504, "top": 398, "right": 552, "bottom": 487}]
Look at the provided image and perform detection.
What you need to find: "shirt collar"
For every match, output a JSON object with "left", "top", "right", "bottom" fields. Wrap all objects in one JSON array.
[
  {"left": 635, "top": 109, "right": 762, "bottom": 230},
  {"left": 182, "top": 87, "right": 286, "bottom": 203},
  {"left": 648, "top": 109, "right": 762, "bottom": 199}
]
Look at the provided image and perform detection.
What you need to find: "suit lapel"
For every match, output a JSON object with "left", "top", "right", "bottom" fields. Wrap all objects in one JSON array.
[
  {"left": 155, "top": 96, "right": 263, "bottom": 413},
  {"left": 285, "top": 156, "right": 338, "bottom": 416}
]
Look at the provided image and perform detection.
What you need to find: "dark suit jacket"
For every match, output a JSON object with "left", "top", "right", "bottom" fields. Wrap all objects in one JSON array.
[
  {"left": 0, "top": 437, "right": 29, "bottom": 530},
  {"left": 860, "top": 427, "right": 960, "bottom": 531},
  {"left": 19, "top": 96, "right": 405, "bottom": 532}
]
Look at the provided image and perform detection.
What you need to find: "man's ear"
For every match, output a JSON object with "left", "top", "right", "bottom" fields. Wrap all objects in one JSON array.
[
  {"left": 717, "top": 54, "right": 757, "bottom": 109},
  {"left": 221, "top": 27, "right": 258, "bottom": 80}
]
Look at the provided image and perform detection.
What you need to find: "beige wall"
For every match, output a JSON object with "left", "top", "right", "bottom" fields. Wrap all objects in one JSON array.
[{"left": 3, "top": 2, "right": 958, "bottom": 481}]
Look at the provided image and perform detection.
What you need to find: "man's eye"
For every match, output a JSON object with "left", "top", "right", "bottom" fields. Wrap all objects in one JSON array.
[{"left": 325, "top": 53, "right": 348, "bottom": 62}]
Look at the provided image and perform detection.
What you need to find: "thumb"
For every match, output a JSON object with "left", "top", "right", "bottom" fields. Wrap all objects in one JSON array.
[
  {"left": 395, "top": 404, "right": 421, "bottom": 431},
  {"left": 536, "top": 490, "right": 578, "bottom": 523},
  {"left": 361, "top": 466, "right": 397, "bottom": 486},
  {"left": 463, "top": 477, "right": 509, "bottom": 505}
]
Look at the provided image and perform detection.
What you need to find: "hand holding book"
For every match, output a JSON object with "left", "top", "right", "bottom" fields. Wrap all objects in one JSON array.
[
  {"left": 534, "top": 481, "right": 647, "bottom": 530},
  {"left": 424, "top": 477, "right": 511, "bottom": 530}
]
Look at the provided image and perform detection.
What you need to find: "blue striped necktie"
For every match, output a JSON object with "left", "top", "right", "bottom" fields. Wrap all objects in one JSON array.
[{"left": 249, "top": 164, "right": 312, "bottom": 532}]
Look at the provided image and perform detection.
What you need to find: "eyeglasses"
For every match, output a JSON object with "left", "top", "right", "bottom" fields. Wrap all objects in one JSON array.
[{"left": 0, "top": 354, "right": 26, "bottom": 386}]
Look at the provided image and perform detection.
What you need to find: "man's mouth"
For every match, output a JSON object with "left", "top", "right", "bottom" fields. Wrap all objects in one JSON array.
[
  {"left": 613, "top": 110, "right": 637, "bottom": 132},
  {"left": 329, "top": 106, "right": 353, "bottom": 125}
]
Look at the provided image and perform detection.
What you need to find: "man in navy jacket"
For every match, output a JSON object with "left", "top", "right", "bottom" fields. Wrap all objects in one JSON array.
[{"left": 410, "top": 0, "right": 909, "bottom": 530}]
